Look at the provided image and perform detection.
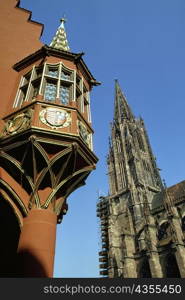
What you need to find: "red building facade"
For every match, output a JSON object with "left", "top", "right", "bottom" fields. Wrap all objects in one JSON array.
[{"left": 0, "top": 0, "right": 99, "bottom": 277}]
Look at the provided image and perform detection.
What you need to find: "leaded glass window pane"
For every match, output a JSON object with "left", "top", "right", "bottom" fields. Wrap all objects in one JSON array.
[
  {"left": 48, "top": 70, "right": 58, "bottom": 78},
  {"left": 59, "top": 86, "right": 70, "bottom": 105},
  {"left": 61, "top": 71, "right": 70, "bottom": 80},
  {"left": 44, "top": 83, "right": 57, "bottom": 101}
]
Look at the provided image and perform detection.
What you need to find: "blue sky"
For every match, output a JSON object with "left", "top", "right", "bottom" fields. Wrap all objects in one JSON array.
[{"left": 21, "top": 0, "right": 185, "bottom": 277}]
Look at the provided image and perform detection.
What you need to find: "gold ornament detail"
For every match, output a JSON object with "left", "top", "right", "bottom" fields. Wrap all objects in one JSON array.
[
  {"left": 1, "top": 109, "right": 32, "bottom": 137},
  {"left": 39, "top": 107, "right": 71, "bottom": 129}
]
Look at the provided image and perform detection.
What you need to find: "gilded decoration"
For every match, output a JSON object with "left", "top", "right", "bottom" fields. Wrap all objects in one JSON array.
[
  {"left": 39, "top": 107, "right": 71, "bottom": 129},
  {"left": 1, "top": 109, "right": 32, "bottom": 137}
]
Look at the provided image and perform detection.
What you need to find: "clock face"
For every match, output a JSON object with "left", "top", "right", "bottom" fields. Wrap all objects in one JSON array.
[{"left": 39, "top": 107, "right": 71, "bottom": 128}]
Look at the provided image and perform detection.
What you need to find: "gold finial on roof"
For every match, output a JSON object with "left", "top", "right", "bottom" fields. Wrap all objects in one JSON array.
[{"left": 50, "top": 16, "right": 70, "bottom": 52}]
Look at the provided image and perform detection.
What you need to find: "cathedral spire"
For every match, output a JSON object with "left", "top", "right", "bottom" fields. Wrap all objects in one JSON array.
[
  {"left": 114, "top": 80, "right": 134, "bottom": 123},
  {"left": 50, "top": 17, "right": 70, "bottom": 51}
]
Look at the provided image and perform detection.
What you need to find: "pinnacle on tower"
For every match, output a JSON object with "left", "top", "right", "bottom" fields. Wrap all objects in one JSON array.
[
  {"left": 114, "top": 79, "right": 134, "bottom": 122},
  {"left": 50, "top": 17, "right": 70, "bottom": 51}
]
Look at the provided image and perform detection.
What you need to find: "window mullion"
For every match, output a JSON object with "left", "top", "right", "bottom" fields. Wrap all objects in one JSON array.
[
  {"left": 25, "top": 66, "right": 35, "bottom": 101},
  {"left": 13, "top": 76, "right": 24, "bottom": 107},
  {"left": 72, "top": 70, "right": 76, "bottom": 102},
  {"left": 87, "top": 92, "right": 92, "bottom": 123},
  {"left": 81, "top": 78, "right": 84, "bottom": 112},
  {"left": 57, "top": 63, "right": 62, "bottom": 99},
  {"left": 40, "top": 63, "right": 47, "bottom": 95}
]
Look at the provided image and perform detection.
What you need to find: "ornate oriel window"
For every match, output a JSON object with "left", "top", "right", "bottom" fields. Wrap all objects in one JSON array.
[
  {"left": 14, "top": 63, "right": 92, "bottom": 126},
  {"left": 14, "top": 63, "right": 74, "bottom": 107},
  {"left": 41, "top": 63, "right": 74, "bottom": 104}
]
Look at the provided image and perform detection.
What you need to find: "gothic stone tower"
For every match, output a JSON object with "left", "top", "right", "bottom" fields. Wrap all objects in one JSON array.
[
  {"left": 97, "top": 80, "right": 185, "bottom": 278},
  {"left": 0, "top": 0, "right": 99, "bottom": 277}
]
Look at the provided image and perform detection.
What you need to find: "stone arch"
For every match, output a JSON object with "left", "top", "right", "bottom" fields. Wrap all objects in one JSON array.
[
  {"left": 158, "top": 218, "right": 168, "bottom": 227},
  {"left": 157, "top": 221, "right": 169, "bottom": 241},
  {"left": 0, "top": 194, "right": 21, "bottom": 277},
  {"left": 165, "top": 253, "right": 181, "bottom": 278}
]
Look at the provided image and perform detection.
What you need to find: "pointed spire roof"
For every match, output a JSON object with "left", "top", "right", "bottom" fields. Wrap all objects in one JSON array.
[
  {"left": 50, "top": 17, "right": 70, "bottom": 51},
  {"left": 114, "top": 80, "right": 134, "bottom": 122}
]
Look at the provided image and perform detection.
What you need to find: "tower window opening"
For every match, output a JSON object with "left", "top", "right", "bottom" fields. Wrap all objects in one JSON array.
[
  {"left": 136, "top": 129, "right": 145, "bottom": 152},
  {"left": 116, "top": 138, "right": 122, "bottom": 153},
  {"left": 157, "top": 222, "right": 169, "bottom": 241},
  {"left": 182, "top": 216, "right": 185, "bottom": 231},
  {"left": 140, "top": 259, "right": 152, "bottom": 278},
  {"left": 114, "top": 197, "right": 120, "bottom": 204}
]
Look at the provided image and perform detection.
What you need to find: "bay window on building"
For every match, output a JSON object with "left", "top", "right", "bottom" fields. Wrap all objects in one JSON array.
[
  {"left": 14, "top": 63, "right": 74, "bottom": 107},
  {"left": 13, "top": 62, "right": 91, "bottom": 123}
]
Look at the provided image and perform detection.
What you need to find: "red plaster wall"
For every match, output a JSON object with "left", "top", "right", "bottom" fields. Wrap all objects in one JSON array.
[{"left": 0, "top": 0, "right": 43, "bottom": 117}]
